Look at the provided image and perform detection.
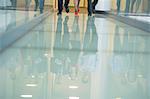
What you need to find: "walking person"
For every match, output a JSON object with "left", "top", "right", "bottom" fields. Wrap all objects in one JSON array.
[
  {"left": 57, "top": 0, "right": 70, "bottom": 15},
  {"left": 116, "top": 0, "right": 121, "bottom": 13},
  {"left": 25, "top": 0, "right": 31, "bottom": 11},
  {"left": 34, "top": 0, "right": 45, "bottom": 13},
  {"left": 87, "top": 0, "right": 99, "bottom": 16},
  {"left": 92, "top": 0, "right": 98, "bottom": 13},
  {"left": 74, "top": 0, "right": 80, "bottom": 15}
]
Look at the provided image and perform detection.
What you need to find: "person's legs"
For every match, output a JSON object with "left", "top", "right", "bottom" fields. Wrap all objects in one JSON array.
[
  {"left": 64, "top": 0, "right": 70, "bottom": 13},
  {"left": 39, "top": 0, "right": 44, "bottom": 13},
  {"left": 74, "top": 0, "right": 80, "bottom": 15},
  {"left": 135, "top": 0, "right": 141, "bottom": 13},
  {"left": 92, "top": 0, "right": 98, "bottom": 12},
  {"left": 147, "top": 0, "right": 150, "bottom": 14},
  {"left": 34, "top": 0, "right": 39, "bottom": 11},
  {"left": 117, "top": 0, "right": 121, "bottom": 13},
  {"left": 125, "top": 0, "right": 130, "bottom": 14},
  {"left": 58, "top": 0, "right": 63, "bottom": 15},
  {"left": 87, "top": 0, "right": 92, "bottom": 16},
  {"left": 25, "top": 0, "right": 31, "bottom": 11},
  {"left": 131, "top": 0, "right": 136, "bottom": 13}
]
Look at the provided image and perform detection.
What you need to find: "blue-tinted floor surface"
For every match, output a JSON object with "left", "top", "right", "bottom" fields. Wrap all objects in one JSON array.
[{"left": 0, "top": 12, "right": 150, "bottom": 99}]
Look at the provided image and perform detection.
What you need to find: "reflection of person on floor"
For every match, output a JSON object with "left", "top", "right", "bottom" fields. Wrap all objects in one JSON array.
[
  {"left": 68, "top": 16, "right": 81, "bottom": 80},
  {"left": 83, "top": 17, "right": 98, "bottom": 52},
  {"left": 51, "top": 16, "right": 71, "bottom": 83},
  {"left": 78, "top": 17, "right": 98, "bottom": 74}
]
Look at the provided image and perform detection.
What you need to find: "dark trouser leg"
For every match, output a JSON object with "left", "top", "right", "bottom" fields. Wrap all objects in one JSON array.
[
  {"left": 34, "top": 0, "right": 39, "bottom": 11},
  {"left": 58, "top": 0, "right": 63, "bottom": 14},
  {"left": 11, "top": 0, "right": 17, "bottom": 8},
  {"left": 87, "top": 0, "right": 92, "bottom": 15},
  {"left": 64, "top": 0, "right": 70, "bottom": 13},
  {"left": 92, "top": 0, "right": 98, "bottom": 10},
  {"left": 117, "top": 0, "right": 121, "bottom": 13},
  {"left": 125, "top": 0, "right": 130, "bottom": 13}
]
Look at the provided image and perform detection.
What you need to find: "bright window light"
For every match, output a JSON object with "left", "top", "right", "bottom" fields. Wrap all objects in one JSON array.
[
  {"left": 69, "top": 86, "right": 79, "bottom": 89},
  {"left": 20, "top": 95, "right": 32, "bottom": 98},
  {"left": 69, "top": 96, "right": 80, "bottom": 99},
  {"left": 115, "top": 97, "right": 122, "bottom": 99},
  {"left": 26, "top": 84, "right": 37, "bottom": 87}
]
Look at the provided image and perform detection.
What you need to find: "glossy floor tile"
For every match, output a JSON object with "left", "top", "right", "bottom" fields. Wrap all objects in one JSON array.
[
  {"left": 0, "top": 11, "right": 150, "bottom": 99},
  {"left": 0, "top": 10, "right": 39, "bottom": 35}
]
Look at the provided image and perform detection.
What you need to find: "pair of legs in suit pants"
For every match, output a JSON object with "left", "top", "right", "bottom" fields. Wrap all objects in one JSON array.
[
  {"left": 57, "top": 0, "right": 80, "bottom": 15},
  {"left": 58, "top": 0, "right": 70, "bottom": 15},
  {"left": 87, "top": 0, "right": 98, "bottom": 16}
]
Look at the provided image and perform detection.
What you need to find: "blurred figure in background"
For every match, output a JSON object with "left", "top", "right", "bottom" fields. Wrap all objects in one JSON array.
[
  {"left": 10, "top": 0, "right": 17, "bottom": 9},
  {"left": 116, "top": 0, "right": 121, "bottom": 13},
  {"left": 25, "top": 0, "right": 31, "bottom": 11},
  {"left": 87, "top": 0, "right": 99, "bottom": 16},
  {"left": 74, "top": 0, "right": 80, "bottom": 15},
  {"left": 135, "top": 0, "right": 141, "bottom": 13},
  {"left": 34, "top": 0, "right": 45, "bottom": 13},
  {"left": 147, "top": 0, "right": 150, "bottom": 14}
]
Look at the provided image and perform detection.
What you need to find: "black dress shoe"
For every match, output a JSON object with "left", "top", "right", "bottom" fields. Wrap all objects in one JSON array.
[
  {"left": 88, "top": 12, "right": 92, "bottom": 16},
  {"left": 93, "top": 9, "right": 96, "bottom": 13},
  {"left": 57, "top": 12, "right": 62, "bottom": 15}
]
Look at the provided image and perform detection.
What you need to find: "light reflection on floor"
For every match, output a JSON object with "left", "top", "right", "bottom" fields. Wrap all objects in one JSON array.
[{"left": 0, "top": 11, "right": 150, "bottom": 99}]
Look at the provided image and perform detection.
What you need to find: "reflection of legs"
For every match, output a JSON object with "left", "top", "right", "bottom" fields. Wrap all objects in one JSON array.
[
  {"left": 131, "top": 0, "right": 136, "bottom": 13},
  {"left": 117, "top": 0, "right": 121, "bottom": 13},
  {"left": 87, "top": 0, "right": 92, "bottom": 16}
]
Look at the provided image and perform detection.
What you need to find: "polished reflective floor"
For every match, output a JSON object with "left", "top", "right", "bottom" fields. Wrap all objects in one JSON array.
[
  {"left": 0, "top": 10, "right": 39, "bottom": 35},
  {"left": 0, "top": 11, "right": 150, "bottom": 99}
]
